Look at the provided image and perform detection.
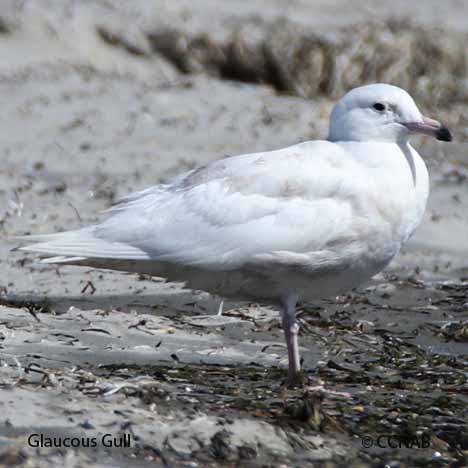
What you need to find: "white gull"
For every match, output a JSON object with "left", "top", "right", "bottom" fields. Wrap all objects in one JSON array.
[{"left": 16, "top": 83, "right": 452, "bottom": 383}]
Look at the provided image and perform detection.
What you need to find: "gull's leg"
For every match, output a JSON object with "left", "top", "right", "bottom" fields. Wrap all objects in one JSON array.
[
  {"left": 280, "top": 293, "right": 301, "bottom": 384},
  {"left": 217, "top": 300, "right": 224, "bottom": 316}
]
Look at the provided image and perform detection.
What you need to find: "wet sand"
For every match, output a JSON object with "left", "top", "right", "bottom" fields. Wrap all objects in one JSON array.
[{"left": 1, "top": 1, "right": 467, "bottom": 466}]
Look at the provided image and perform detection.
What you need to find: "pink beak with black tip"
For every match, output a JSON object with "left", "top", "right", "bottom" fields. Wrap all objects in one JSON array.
[{"left": 404, "top": 116, "right": 452, "bottom": 142}]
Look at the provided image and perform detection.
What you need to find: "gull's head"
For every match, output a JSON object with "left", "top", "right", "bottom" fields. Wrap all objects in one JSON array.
[{"left": 328, "top": 83, "right": 452, "bottom": 143}]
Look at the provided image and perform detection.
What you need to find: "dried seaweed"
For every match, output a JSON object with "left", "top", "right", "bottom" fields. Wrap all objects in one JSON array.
[{"left": 146, "top": 19, "right": 468, "bottom": 115}]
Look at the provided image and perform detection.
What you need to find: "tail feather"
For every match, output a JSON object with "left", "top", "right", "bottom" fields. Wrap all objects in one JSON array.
[
  {"left": 14, "top": 228, "right": 150, "bottom": 262},
  {"left": 39, "top": 256, "right": 87, "bottom": 264}
]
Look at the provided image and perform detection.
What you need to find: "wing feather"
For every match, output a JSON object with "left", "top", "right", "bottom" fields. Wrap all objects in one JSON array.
[{"left": 17, "top": 140, "right": 360, "bottom": 268}]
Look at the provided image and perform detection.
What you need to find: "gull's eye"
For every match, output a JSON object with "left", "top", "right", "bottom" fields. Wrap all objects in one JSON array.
[{"left": 373, "top": 102, "right": 386, "bottom": 112}]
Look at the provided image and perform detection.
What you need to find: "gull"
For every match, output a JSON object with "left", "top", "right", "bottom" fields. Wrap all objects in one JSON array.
[{"left": 16, "top": 83, "right": 452, "bottom": 383}]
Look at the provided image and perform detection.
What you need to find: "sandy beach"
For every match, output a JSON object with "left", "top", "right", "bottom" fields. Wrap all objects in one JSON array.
[{"left": 1, "top": 1, "right": 467, "bottom": 466}]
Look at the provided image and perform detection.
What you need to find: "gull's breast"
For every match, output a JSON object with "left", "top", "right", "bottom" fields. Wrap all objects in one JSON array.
[
  {"left": 341, "top": 143, "right": 430, "bottom": 274},
  {"left": 370, "top": 144, "right": 429, "bottom": 245},
  {"left": 294, "top": 143, "right": 431, "bottom": 299}
]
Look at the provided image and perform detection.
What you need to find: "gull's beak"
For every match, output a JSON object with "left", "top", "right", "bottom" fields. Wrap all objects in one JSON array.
[{"left": 403, "top": 116, "right": 452, "bottom": 142}]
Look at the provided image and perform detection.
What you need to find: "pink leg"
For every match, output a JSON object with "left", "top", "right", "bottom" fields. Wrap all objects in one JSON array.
[{"left": 281, "top": 294, "right": 301, "bottom": 383}]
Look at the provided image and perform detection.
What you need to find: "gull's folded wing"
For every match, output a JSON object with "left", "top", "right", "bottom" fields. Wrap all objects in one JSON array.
[{"left": 18, "top": 141, "right": 361, "bottom": 269}]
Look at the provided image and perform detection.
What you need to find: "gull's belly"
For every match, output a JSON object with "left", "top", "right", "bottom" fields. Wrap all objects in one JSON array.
[
  {"left": 178, "top": 236, "right": 400, "bottom": 302},
  {"left": 178, "top": 254, "right": 392, "bottom": 303}
]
